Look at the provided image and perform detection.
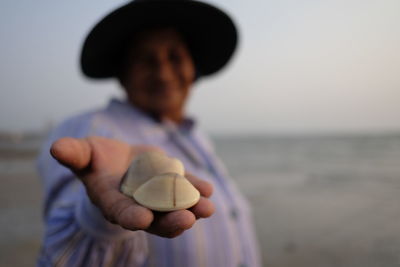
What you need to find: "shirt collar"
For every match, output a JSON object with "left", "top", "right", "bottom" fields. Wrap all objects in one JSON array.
[{"left": 106, "top": 98, "right": 197, "bottom": 136}]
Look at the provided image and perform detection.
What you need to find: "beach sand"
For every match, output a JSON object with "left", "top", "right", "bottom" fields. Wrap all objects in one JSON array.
[{"left": 0, "top": 154, "right": 43, "bottom": 267}]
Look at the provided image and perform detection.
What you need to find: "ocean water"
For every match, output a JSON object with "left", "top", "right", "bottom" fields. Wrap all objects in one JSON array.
[
  {"left": 213, "top": 134, "right": 400, "bottom": 267},
  {"left": 1, "top": 134, "right": 400, "bottom": 267}
]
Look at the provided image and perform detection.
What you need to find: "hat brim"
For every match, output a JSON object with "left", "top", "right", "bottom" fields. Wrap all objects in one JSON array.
[{"left": 80, "top": 0, "right": 238, "bottom": 79}]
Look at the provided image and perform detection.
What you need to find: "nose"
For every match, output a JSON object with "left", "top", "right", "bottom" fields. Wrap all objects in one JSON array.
[{"left": 154, "top": 55, "right": 175, "bottom": 83}]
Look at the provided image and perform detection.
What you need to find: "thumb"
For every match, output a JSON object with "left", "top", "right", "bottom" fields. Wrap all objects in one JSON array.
[{"left": 50, "top": 137, "right": 91, "bottom": 172}]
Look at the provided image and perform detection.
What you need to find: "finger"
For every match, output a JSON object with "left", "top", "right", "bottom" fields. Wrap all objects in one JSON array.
[
  {"left": 189, "top": 197, "right": 215, "bottom": 219},
  {"left": 97, "top": 189, "right": 154, "bottom": 231},
  {"left": 147, "top": 209, "right": 196, "bottom": 238},
  {"left": 185, "top": 173, "right": 213, "bottom": 198},
  {"left": 50, "top": 137, "right": 91, "bottom": 172}
]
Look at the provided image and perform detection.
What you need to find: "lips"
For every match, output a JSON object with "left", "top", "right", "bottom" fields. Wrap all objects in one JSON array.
[{"left": 149, "top": 84, "right": 179, "bottom": 98}]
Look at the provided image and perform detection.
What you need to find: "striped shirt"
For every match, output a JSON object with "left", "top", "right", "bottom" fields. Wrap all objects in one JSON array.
[{"left": 37, "top": 99, "right": 261, "bottom": 267}]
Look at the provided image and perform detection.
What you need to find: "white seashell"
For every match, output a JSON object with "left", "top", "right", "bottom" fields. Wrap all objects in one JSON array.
[
  {"left": 120, "top": 151, "right": 184, "bottom": 196},
  {"left": 120, "top": 151, "right": 199, "bottom": 211},
  {"left": 133, "top": 173, "right": 200, "bottom": 212}
]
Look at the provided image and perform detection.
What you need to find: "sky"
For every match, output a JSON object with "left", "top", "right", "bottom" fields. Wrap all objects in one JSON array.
[{"left": 1, "top": 0, "right": 400, "bottom": 135}]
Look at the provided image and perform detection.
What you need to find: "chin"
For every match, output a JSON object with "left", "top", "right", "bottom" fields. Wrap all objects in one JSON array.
[
  {"left": 150, "top": 101, "right": 182, "bottom": 117},
  {"left": 152, "top": 95, "right": 182, "bottom": 109},
  {"left": 152, "top": 103, "right": 178, "bottom": 113}
]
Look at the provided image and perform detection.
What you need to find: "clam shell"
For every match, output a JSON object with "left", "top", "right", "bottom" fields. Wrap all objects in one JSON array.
[
  {"left": 133, "top": 173, "right": 200, "bottom": 212},
  {"left": 121, "top": 151, "right": 184, "bottom": 196}
]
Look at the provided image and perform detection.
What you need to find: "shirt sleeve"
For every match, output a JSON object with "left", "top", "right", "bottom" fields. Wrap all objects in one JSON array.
[{"left": 36, "top": 113, "right": 149, "bottom": 267}]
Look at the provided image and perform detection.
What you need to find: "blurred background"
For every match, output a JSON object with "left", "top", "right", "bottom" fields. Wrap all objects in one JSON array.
[{"left": 1, "top": 0, "right": 400, "bottom": 266}]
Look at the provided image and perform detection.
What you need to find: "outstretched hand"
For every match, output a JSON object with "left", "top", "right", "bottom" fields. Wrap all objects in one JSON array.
[{"left": 50, "top": 136, "right": 215, "bottom": 238}]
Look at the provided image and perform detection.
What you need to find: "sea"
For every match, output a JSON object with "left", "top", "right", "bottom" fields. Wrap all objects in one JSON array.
[{"left": 1, "top": 133, "right": 400, "bottom": 267}]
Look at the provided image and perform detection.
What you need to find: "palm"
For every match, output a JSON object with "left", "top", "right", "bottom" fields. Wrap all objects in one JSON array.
[
  {"left": 89, "top": 138, "right": 133, "bottom": 176},
  {"left": 50, "top": 136, "right": 214, "bottom": 238}
]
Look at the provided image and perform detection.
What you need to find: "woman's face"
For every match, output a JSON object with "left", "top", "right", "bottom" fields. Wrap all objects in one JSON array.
[{"left": 119, "top": 28, "right": 196, "bottom": 122}]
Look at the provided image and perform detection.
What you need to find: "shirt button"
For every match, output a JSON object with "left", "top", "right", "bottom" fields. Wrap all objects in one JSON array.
[{"left": 230, "top": 208, "right": 239, "bottom": 220}]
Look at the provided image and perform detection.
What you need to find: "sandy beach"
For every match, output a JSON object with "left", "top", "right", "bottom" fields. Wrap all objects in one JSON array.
[{"left": 0, "top": 149, "right": 43, "bottom": 267}]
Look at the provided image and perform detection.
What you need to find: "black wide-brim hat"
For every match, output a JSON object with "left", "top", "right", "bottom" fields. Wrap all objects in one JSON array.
[{"left": 80, "top": 0, "right": 238, "bottom": 79}]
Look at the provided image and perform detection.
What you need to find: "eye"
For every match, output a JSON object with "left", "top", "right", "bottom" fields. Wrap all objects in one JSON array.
[{"left": 135, "top": 52, "right": 157, "bottom": 67}]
